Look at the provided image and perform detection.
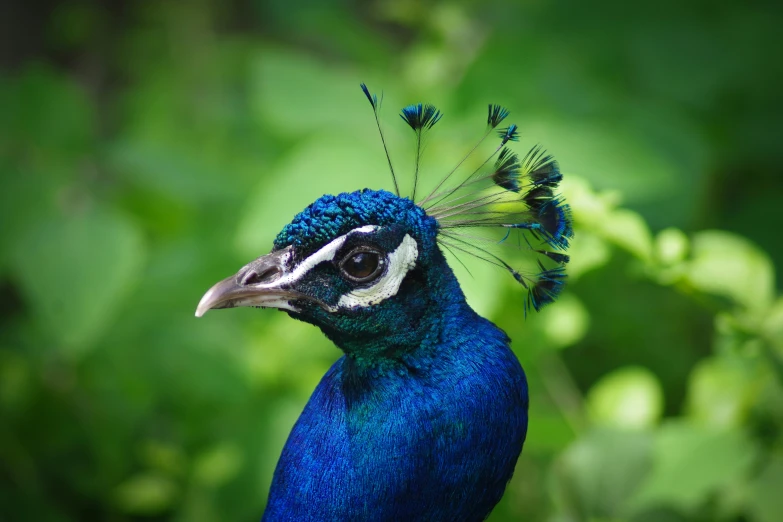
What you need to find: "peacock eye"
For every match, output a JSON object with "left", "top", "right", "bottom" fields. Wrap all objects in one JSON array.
[{"left": 339, "top": 248, "right": 384, "bottom": 283}]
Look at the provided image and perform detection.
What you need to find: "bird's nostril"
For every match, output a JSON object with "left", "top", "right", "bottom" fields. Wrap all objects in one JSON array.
[{"left": 241, "top": 266, "right": 282, "bottom": 286}]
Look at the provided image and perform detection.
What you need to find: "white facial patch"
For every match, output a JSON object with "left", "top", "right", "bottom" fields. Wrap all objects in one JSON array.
[
  {"left": 256, "top": 225, "right": 377, "bottom": 290},
  {"left": 338, "top": 234, "right": 418, "bottom": 309},
  {"left": 245, "top": 225, "right": 416, "bottom": 312}
]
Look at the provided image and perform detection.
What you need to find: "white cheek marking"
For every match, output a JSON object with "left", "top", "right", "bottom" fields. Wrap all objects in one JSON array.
[{"left": 338, "top": 234, "right": 418, "bottom": 309}]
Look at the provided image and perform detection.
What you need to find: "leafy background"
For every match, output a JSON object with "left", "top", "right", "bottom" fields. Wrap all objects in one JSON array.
[{"left": 1, "top": 1, "right": 782, "bottom": 521}]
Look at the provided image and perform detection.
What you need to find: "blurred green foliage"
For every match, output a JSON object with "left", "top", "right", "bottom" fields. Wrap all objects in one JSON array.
[{"left": 1, "top": 1, "right": 782, "bottom": 521}]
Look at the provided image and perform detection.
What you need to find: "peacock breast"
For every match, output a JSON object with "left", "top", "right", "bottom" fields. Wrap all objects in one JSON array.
[{"left": 263, "top": 322, "right": 527, "bottom": 521}]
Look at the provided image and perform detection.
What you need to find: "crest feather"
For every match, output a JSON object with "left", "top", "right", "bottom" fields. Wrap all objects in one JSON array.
[{"left": 359, "top": 84, "right": 573, "bottom": 315}]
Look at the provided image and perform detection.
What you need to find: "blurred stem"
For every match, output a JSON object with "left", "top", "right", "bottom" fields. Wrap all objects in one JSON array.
[
  {"left": 538, "top": 351, "right": 588, "bottom": 435},
  {"left": 760, "top": 340, "right": 783, "bottom": 386}
]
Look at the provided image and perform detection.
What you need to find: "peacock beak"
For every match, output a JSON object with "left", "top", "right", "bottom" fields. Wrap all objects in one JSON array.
[{"left": 195, "top": 246, "right": 300, "bottom": 317}]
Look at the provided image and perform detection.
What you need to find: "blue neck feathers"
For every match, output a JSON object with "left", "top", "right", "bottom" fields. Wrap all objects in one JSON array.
[
  {"left": 264, "top": 247, "right": 529, "bottom": 521},
  {"left": 321, "top": 245, "right": 472, "bottom": 372}
]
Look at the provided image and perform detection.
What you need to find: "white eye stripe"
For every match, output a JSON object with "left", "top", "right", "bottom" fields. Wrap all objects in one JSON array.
[
  {"left": 252, "top": 225, "right": 417, "bottom": 312},
  {"left": 260, "top": 225, "right": 378, "bottom": 289},
  {"left": 338, "top": 234, "right": 418, "bottom": 309}
]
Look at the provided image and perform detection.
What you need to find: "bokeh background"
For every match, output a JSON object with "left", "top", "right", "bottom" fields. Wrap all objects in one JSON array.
[{"left": 2, "top": 1, "right": 783, "bottom": 521}]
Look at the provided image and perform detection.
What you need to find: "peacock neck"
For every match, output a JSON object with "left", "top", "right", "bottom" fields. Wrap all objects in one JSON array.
[{"left": 325, "top": 247, "right": 498, "bottom": 377}]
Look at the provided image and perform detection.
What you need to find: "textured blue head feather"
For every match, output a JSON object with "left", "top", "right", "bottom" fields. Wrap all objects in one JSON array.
[{"left": 274, "top": 189, "right": 436, "bottom": 258}]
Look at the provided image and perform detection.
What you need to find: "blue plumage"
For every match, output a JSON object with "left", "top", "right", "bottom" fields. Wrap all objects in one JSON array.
[
  {"left": 492, "top": 148, "right": 522, "bottom": 192},
  {"left": 525, "top": 263, "right": 567, "bottom": 315},
  {"left": 506, "top": 198, "right": 573, "bottom": 250},
  {"left": 400, "top": 103, "right": 443, "bottom": 131},
  {"left": 487, "top": 104, "right": 510, "bottom": 127},
  {"left": 523, "top": 145, "right": 563, "bottom": 188},
  {"left": 195, "top": 85, "right": 573, "bottom": 521},
  {"left": 274, "top": 190, "right": 425, "bottom": 254},
  {"left": 497, "top": 124, "right": 519, "bottom": 145},
  {"left": 264, "top": 192, "right": 527, "bottom": 520},
  {"left": 360, "top": 82, "right": 378, "bottom": 110}
]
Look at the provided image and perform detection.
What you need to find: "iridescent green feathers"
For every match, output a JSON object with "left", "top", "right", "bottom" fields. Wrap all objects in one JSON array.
[{"left": 359, "top": 83, "right": 573, "bottom": 314}]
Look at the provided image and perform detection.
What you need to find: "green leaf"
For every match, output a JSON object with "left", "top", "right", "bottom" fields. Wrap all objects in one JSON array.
[
  {"left": 524, "top": 410, "right": 576, "bottom": 453},
  {"left": 655, "top": 228, "right": 689, "bottom": 266},
  {"left": 11, "top": 209, "right": 145, "bottom": 356},
  {"left": 246, "top": 314, "right": 336, "bottom": 396},
  {"left": 559, "top": 175, "right": 617, "bottom": 229},
  {"left": 747, "top": 456, "right": 783, "bottom": 522},
  {"left": 561, "top": 175, "right": 653, "bottom": 262},
  {"left": 113, "top": 473, "right": 178, "bottom": 515},
  {"left": 541, "top": 294, "right": 590, "bottom": 349},
  {"left": 140, "top": 440, "right": 187, "bottom": 477},
  {"left": 685, "top": 230, "right": 775, "bottom": 312},
  {"left": 686, "top": 357, "right": 756, "bottom": 428},
  {"left": 586, "top": 367, "right": 664, "bottom": 430},
  {"left": 0, "top": 66, "right": 98, "bottom": 267},
  {"left": 192, "top": 442, "right": 243, "bottom": 488},
  {"left": 564, "top": 231, "right": 611, "bottom": 280},
  {"left": 602, "top": 208, "right": 654, "bottom": 262},
  {"left": 522, "top": 119, "right": 681, "bottom": 208},
  {"left": 0, "top": 64, "right": 95, "bottom": 155},
  {"left": 630, "top": 421, "right": 756, "bottom": 511},
  {"left": 108, "top": 139, "right": 237, "bottom": 203},
  {"left": 250, "top": 49, "right": 366, "bottom": 136},
  {"left": 552, "top": 428, "right": 653, "bottom": 520}
]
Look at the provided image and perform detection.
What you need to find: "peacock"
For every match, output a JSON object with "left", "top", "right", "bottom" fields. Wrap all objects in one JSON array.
[{"left": 195, "top": 84, "right": 572, "bottom": 521}]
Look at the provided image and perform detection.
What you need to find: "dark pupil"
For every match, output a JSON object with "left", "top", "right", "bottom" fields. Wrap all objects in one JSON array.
[{"left": 345, "top": 252, "right": 378, "bottom": 279}]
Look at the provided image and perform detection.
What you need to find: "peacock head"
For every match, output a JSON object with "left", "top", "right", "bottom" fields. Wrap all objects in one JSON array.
[
  {"left": 195, "top": 189, "right": 453, "bottom": 352},
  {"left": 196, "top": 85, "right": 573, "bottom": 356}
]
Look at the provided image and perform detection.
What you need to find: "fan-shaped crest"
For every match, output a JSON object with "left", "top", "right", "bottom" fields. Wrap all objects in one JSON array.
[{"left": 359, "top": 83, "right": 573, "bottom": 314}]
